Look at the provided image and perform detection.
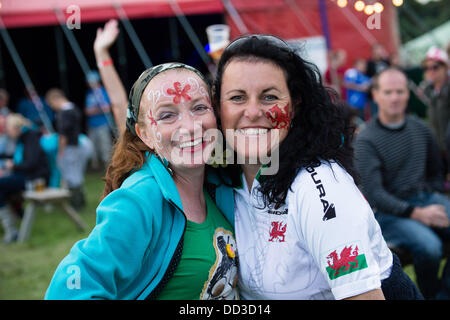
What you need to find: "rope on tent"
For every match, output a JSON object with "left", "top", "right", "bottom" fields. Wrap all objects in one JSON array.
[
  {"left": 113, "top": 2, "right": 153, "bottom": 69},
  {"left": 168, "top": 0, "right": 215, "bottom": 76},
  {"left": 284, "top": 0, "right": 319, "bottom": 36},
  {"left": 221, "top": 0, "right": 249, "bottom": 35},
  {"left": 0, "top": 16, "right": 54, "bottom": 134},
  {"left": 54, "top": 7, "right": 118, "bottom": 137}
]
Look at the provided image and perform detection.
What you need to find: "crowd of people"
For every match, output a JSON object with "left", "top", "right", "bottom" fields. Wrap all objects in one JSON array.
[
  {"left": 1, "top": 18, "right": 449, "bottom": 300},
  {"left": 0, "top": 71, "right": 113, "bottom": 243}
]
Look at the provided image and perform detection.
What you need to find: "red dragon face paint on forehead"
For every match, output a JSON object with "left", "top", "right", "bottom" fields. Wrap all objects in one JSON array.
[
  {"left": 266, "top": 103, "right": 292, "bottom": 129},
  {"left": 166, "top": 82, "right": 192, "bottom": 104}
]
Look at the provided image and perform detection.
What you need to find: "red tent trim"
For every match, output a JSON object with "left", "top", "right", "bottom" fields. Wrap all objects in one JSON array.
[{"left": 0, "top": 0, "right": 224, "bottom": 28}]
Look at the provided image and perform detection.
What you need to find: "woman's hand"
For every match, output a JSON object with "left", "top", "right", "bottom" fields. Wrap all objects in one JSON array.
[{"left": 94, "top": 19, "right": 120, "bottom": 57}]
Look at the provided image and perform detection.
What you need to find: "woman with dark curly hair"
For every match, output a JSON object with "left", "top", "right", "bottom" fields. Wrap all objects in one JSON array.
[{"left": 213, "top": 34, "right": 423, "bottom": 300}]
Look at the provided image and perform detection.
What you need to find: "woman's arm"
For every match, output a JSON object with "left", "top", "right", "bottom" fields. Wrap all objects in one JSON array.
[
  {"left": 345, "top": 288, "right": 385, "bottom": 300},
  {"left": 93, "top": 19, "right": 128, "bottom": 135},
  {"left": 45, "top": 188, "right": 153, "bottom": 299}
]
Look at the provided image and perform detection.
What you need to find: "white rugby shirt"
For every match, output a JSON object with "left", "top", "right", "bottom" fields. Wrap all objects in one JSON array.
[{"left": 234, "top": 161, "right": 393, "bottom": 300}]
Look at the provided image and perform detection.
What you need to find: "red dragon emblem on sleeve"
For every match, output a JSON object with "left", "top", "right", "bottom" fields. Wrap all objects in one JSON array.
[
  {"left": 268, "top": 221, "right": 287, "bottom": 242},
  {"left": 326, "top": 245, "right": 360, "bottom": 276}
]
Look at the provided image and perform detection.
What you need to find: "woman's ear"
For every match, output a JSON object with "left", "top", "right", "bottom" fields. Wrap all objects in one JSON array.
[{"left": 135, "top": 123, "right": 155, "bottom": 150}]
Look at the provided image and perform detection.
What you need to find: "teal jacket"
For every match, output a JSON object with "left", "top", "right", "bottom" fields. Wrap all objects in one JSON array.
[{"left": 44, "top": 154, "right": 234, "bottom": 300}]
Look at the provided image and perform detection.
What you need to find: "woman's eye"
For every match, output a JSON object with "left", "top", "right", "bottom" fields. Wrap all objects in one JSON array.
[
  {"left": 230, "top": 95, "right": 244, "bottom": 102},
  {"left": 263, "top": 94, "right": 278, "bottom": 101},
  {"left": 193, "top": 104, "right": 209, "bottom": 112},
  {"left": 159, "top": 112, "right": 176, "bottom": 121}
]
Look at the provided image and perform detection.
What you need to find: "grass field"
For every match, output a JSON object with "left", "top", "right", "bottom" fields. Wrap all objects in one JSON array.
[
  {"left": 0, "top": 171, "right": 440, "bottom": 299},
  {"left": 0, "top": 171, "right": 103, "bottom": 300}
]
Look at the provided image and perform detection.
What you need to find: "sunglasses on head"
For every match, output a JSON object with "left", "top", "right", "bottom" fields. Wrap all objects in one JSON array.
[
  {"left": 423, "top": 64, "right": 442, "bottom": 72},
  {"left": 225, "top": 34, "right": 291, "bottom": 52}
]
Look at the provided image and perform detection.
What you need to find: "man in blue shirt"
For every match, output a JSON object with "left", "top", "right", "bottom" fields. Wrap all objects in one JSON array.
[
  {"left": 344, "top": 58, "right": 371, "bottom": 120},
  {"left": 84, "top": 70, "right": 113, "bottom": 171}
]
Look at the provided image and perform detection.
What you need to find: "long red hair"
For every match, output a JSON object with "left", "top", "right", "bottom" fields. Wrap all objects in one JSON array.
[{"left": 102, "top": 129, "right": 152, "bottom": 199}]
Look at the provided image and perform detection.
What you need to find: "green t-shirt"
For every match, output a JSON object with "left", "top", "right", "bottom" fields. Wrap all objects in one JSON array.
[{"left": 156, "top": 190, "right": 239, "bottom": 300}]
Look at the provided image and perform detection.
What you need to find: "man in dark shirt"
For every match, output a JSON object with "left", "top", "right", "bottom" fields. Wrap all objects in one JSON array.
[
  {"left": 354, "top": 68, "right": 450, "bottom": 299},
  {"left": 45, "top": 89, "right": 91, "bottom": 210}
]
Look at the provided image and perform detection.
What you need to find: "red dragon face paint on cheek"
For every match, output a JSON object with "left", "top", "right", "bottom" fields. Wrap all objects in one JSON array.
[
  {"left": 265, "top": 103, "right": 292, "bottom": 129},
  {"left": 166, "top": 82, "right": 192, "bottom": 104}
]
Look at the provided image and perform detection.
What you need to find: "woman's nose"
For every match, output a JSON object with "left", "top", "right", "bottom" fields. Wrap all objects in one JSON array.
[
  {"left": 175, "top": 115, "right": 203, "bottom": 141},
  {"left": 244, "top": 100, "right": 263, "bottom": 121}
]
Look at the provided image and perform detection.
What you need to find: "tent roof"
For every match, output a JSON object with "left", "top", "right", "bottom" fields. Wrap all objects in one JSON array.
[
  {"left": 0, "top": 0, "right": 224, "bottom": 28},
  {"left": 401, "top": 20, "right": 450, "bottom": 66}
]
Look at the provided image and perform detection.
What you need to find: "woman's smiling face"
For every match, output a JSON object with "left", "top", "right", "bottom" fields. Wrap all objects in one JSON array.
[
  {"left": 136, "top": 69, "right": 217, "bottom": 169},
  {"left": 219, "top": 59, "right": 293, "bottom": 163}
]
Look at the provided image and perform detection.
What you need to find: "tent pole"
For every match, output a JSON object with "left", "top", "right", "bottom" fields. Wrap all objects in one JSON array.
[
  {"left": 0, "top": 39, "right": 6, "bottom": 88},
  {"left": 113, "top": 2, "right": 153, "bottom": 68},
  {"left": 169, "top": 17, "right": 181, "bottom": 61},
  {"left": 54, "top": 26, "right": 70, "bottom": 96},
  {"left": 284, "top": 0, "right": 319, "bottom": 36},
  {"left": 54, "top": 7, "right": 118, "bottom": 137},
  {"left": 168, "top": 0, "right": 215, "bottom": 76},
  {"left": 221, "top": 0, "right": 249, "bottom": 35},
  {"left": 115, "top": 25, "right": 129, "bottom": 90},
  {"left": 0, "top": 16, "right": 54, "bottom": 133},
  {"left": 318, "top": 0, "right": 340, "bottom": 91},
  {"left": 318, "top": 0, "right": 332, "bottom": 50}
]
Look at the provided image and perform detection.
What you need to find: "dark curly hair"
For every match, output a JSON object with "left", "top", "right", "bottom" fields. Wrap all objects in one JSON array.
[{"left": 213, "top": 34, "right": 358, "bottom": 209}]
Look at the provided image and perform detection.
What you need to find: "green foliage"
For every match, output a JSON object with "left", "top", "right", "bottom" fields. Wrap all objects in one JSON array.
[{"left": 399, "top": 0, "right": 450, "bottom": 43}]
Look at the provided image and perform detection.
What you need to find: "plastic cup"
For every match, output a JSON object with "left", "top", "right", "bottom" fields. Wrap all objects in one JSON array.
[
  {"left": 206, "top": 24, "right": 230, "bottom": 53},
  {"left": 32, "top": 178, "right": 46, "bottom": 192}
]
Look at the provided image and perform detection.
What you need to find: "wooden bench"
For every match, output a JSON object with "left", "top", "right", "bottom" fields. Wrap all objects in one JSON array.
[{"left": 18, "top": 188, "right": 87, "bottom": 242}]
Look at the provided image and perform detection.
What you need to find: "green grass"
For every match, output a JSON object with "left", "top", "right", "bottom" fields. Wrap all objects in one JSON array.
[
  {"left": 0, "top": 172, "right": 104, "bottom": 300},
  {"left": 0, "top": 171, "right": 445, "bottom": 299}
]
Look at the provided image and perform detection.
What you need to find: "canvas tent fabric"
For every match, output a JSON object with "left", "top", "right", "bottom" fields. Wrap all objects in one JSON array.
[
  {"left": 0, "top": 0, "right": 401, "bottom": 72},
  {"left": 224, "top": 0, "right": 400, "bottom": 67},
  {"left": 0, "top": 0, "right": 224, "bottom": 28}
]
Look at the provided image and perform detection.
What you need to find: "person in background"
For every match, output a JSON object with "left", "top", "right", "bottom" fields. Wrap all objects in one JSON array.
[
  {"left": 16, "top": 89, "right": 54, "bottom": 129},
  {"left": 343, "top": 58, "right": 371, "bottom": 120},
  {"left": 0, "top": 89, "right": 15, "bottom": 173},
  {"left": 0, "top": 114, "right": 49, "bottom": 243},
  {"left": 420, "top": 46, "right": 450, "bottom": 183},
  {"left": 0, "top": 89, "right": 11, "bottom": 116},
  {"left": 354, "top": 67, "right": 450, "bottom": 299},
  {"left": 324, "top": 49, "right": 347, "bottom": 100},
  {"left": 365, "top": 44, "right": 391, "bottom": 119},
  {"left": 45, "top": 89, "right": 90, "bottom": 211},
  {"left": 366, "top": 43, "right": 390, "bottom": 78},
  {"left": 85, "top": 70, "right": 113, "bottom": 171}
]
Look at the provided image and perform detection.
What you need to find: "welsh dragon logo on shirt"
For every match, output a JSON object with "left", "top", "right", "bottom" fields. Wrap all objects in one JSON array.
[{"left": 324, "top": 242, "right": 368, "bottom": 280}]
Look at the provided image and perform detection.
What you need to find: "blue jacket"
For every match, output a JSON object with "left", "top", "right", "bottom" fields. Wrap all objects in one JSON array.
[{"left": 44, "top": 154, "right": 235, "bottom": 300}]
